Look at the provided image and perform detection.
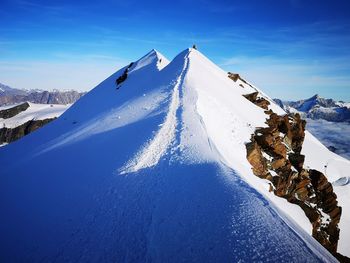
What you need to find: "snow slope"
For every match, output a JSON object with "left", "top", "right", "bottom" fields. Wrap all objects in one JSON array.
[
  {"left": 0, "top": 48, "right": 345, "bottom": 262},
  {"left": 0, "top": 102, "right": 71, "bottom": 129}
]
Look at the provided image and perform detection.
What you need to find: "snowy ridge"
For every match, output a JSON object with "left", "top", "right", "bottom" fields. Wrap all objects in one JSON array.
[
  {"left": 120, "top": 53, "right": 187, "bottom": 173},
  {"left": 130, "top": 49, "right": 169, "bottom": 72},
  {"left": 0, "top": 48, "right": 347, "bottom": 262}
]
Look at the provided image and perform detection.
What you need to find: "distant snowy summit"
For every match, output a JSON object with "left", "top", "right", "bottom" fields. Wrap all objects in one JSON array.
[
  {"left": 0, "top": 48, "right": 349, "bottom": 262},
  {"left": 274, "top": 94, "right": 350, "bottom": 122},
  {"left": 0, "top": 82, "right": 85, "bottom": 106}
]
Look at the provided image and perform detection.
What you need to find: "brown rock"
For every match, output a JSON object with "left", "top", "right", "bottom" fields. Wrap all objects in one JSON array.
[
  {"left": 255, "top": 98, "right": 270, "bottom": 110},
  {"left": 246, "top": 141, "right": 268, "bottom": 178},
  {"left": 228, "top": 72, "right": 240, "bottom": 82},
  {"left": 289, "top": 153, "right": 305, "bottom": 172},
  {"left": 243, "top": 92, "right": 258, "bottom": 102},
  {"left": 271, "top": 158, "right": 286, "bottom": 170},
  {"left": 244, "top": 107, "right": 343, "bottom": 257}
]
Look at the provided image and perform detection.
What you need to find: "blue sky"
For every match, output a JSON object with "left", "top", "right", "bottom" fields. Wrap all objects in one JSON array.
[{"left": 1, "top": 0, "right": 350, "bottom": 100}]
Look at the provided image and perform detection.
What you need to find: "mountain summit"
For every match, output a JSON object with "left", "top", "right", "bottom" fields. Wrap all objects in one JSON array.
[
  {"left": 275, "top": 94, "right": 350, "bottom": 122},
  {"left": 0, "top": 48, "right": 349, "bottom": 262}
]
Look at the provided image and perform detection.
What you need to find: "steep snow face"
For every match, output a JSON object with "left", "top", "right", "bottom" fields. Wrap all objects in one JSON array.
[{"left": 0, "top": 49, "right": 343, "bottom": 262}]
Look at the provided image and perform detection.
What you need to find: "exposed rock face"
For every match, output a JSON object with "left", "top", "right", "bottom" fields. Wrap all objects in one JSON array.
[
  {"left": 244, "top": 91, "right": 346, "bottom": 260},
  {"left": 0, "top": 118, "right": 55, "bottom": 144},
  {"left": 243, "top": 91, "right": 270, "bottom": 110},
  {"left": 25, "top": 90, "right": 84, "bottom": 105},
  {"left": 116, "top": 62, "right": 134, "bottom": 87},
  {"left": 0, "top": 83, "right": 85, "bottom": 106},
  {"left": 228, "top": 72, "right": 240, "bottom": 82},
  {"left": 0, "top": 102, "right": 29, "bottom": 119},
  {"left": 227, "top": 72, "right": 256, "bottom": 89}
]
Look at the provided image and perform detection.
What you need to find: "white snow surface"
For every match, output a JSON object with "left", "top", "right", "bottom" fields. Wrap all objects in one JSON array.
[
  {"left": 0, "top": 48, "right": 345, "bottom": 262},
  {"left": 0, "top": 102, "right": 71, "bottom": 129}
]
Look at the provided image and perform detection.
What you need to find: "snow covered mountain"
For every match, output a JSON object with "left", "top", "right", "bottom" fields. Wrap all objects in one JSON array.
[
  {"left": 0, "top": 83, "right": 85, "bottom": 106},
  {"left": 0, "top": 48, "right": 349, "bottom": 262},
  {"left": 0, "top": 83, "right": 28, "bottom": 96},
  {"left": 274, "top": 95, "right": 350, "bottom": 161},
  {"left": 274, "top": 95, "right": 350, "bottom": 122},
  {"left": 0, "top": 102, "right": 71, "bottom": 146}
]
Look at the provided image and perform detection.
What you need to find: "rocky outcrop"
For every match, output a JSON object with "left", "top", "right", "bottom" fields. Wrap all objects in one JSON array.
[
  {"left": 227, "top": 72, "right": 255, "bottom": 89},
  {"left": 244, "top": 91, "right": 347, "bottom": 261},
  {"left": 0, "top": 118, "right": 55, "bottom": 145},
  {"left": 228, "top": 72, "right": 240, "bottom": 82},
  {"left": 0, "top": 102, "right": 29, "bottom": 119},
  {"left": 243, "top": 91, "right": 270, "bottom": 110},
  {"left": 116, "top": 62, "right": 134, "bottom": 87}
]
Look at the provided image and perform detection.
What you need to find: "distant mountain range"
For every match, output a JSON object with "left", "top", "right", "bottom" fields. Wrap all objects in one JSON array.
[
  {"left": 0, "top": 83, "right": 86, "bottom": 106},
  {"left": 274, "top": 94, "right": 350, "bottom": 122}
]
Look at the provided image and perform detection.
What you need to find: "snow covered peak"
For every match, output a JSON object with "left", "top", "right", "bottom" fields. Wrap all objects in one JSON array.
[
  {"left": 310, "top": 94, "right": 320, "bottom": 100},
  {"left": 276, "top": 94, "right": 349, "bottom": 122},
  {"left": 0, "top": 48, "right": 348, "bottom": 262},
  {"left": 129, "top": 49, "right": 169, "bottom": 73}
]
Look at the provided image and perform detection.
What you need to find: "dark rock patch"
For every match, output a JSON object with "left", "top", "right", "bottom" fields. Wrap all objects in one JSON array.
[
  {"left": 0, "top": 118, "right": 55, "bottom": 144},
  {"left": 0, "top": 102, "right": 29, "bottom": 119},
  {"left": 116, "top": 62, "right": 134, "bottom": 87},
  {"left": 243, "top": 92, "right": 271, "bottom": 110},
  {"left": 228, "top": 72, "right": 240, "bottom": 82},
  {"left": 227, "top": 72, "right": 255, "bottom": 89}
]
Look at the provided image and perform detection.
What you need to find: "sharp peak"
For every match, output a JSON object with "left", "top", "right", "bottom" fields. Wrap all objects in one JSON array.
[
  {"left": 142, "top": 48, "right": 165, "bottom": 59},
  {"left": 128, "top": 47, "right": 207, "bottom": 73},
  {"left": 169, "top": 47, "right": 206, "bottom": 63},
  {"left": 131, "top": 49, "right": 165, "bottom": 65},
  {"left": 139, "top": 47, "right": 204, "bottom": 63},
  {"left": 308, "top": 94, "right": 322, "bottom": 100},
  {"left": 181, "top": 47, "right": 203, "bottom": 56}
]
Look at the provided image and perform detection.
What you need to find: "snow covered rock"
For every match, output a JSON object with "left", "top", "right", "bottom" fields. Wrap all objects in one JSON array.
[
  {"left": 0, "top": 102, "right": 29, "bottom": 119},
  {"left": 0, "top": 102, "right": 70, "bottom": 145}
]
